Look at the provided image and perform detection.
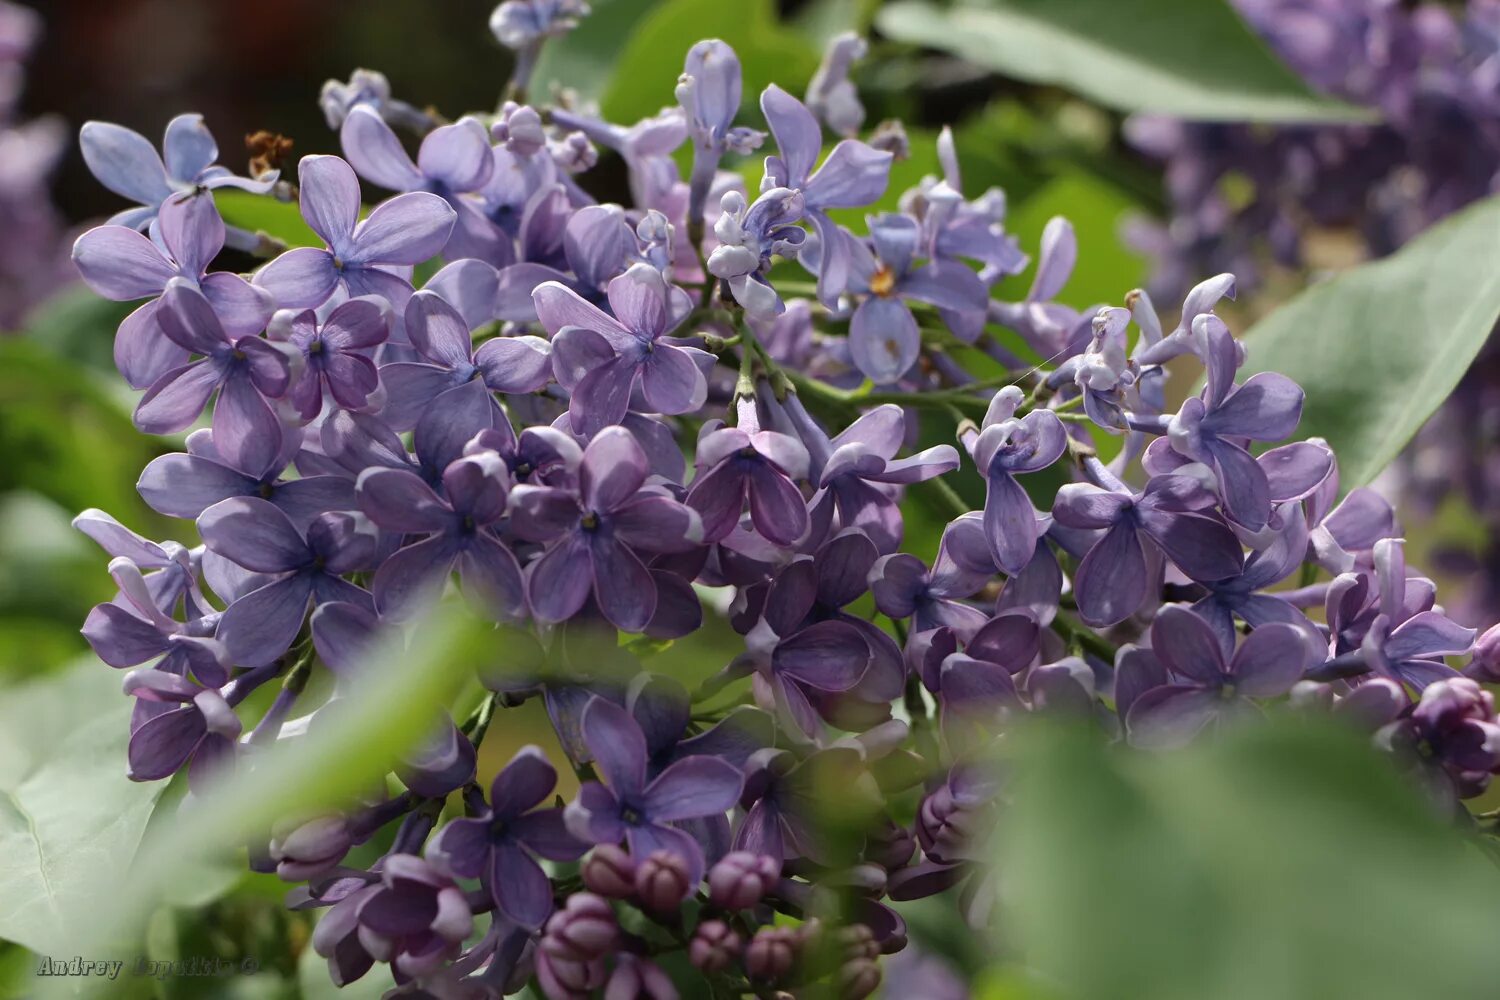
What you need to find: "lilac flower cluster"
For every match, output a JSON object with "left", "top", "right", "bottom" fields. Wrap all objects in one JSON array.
[
  {"left": 1126, "top": 0, "right": 1500, "bottom": 298},
  {"left": 0, "top": 0, "right": 72, "bottom": 327},
  {"left": 68, "top": 5, "right": 1500, "bottom": 997}
]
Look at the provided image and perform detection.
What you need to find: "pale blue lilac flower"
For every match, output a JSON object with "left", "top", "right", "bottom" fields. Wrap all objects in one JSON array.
[
  {"left": 759, "top": 85, "right": 893, "bottom": 304},
  {"left": 252, "top": 155, "right": 456, "bottom": 310},
  {"left": 79, "top": 113, "right": 276, "bottom": 232},
  {"left": 1166, "top": 317, "right": 1304, "bottom": 529},
  {"left": 842, "top": 213, "right": 988, "bottom": 383},
  {"left": 677, "top": 40, "right": 764, "bottom": 230},
  {"left": 72, "top": 191, "right": 274, "bottom": 388},
  {"left": 707, "top": 187, "right": 807, "bottom": 316},
  {"left": 970, "top": 389, "right": 1067, "bottom": 574},
  {"left": 806, "top": 33, "right": 868, "bottom": 138},
  {"left": 340, "top": 107, "right": 510, "bottom": 265},
  {"left": 318, "top": 68, "right": 434, "bottom": 133}
]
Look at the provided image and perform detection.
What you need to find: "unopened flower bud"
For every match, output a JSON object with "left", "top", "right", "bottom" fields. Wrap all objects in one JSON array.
[
  {"left": 634, "top": 850, "right": 693, "bottom": 912},
  {"left": 541, "top": 893, "right": 618, "bottom": 962},
  {"left": 1468, "top": 623, "right": 1500, "bottom": 681},
  {"left": 536, "top": 950, "right": 606, "bottom": 1000},
  {"left": 604, "top": 953, "right": 677, "bottom": 999},
  {"left": 268, "top": 814, "right": 353, "bottom": 882},
  {"left": 837, "top": 956, "right": 882, "bottom": 999},
  {"left": 689, "top": 919, "right": 742, "bottom": 973},
  {"left": 707, "top": 851, "right": 780, "bottom": 909},
  {"left": 581, "top": 844, "right": 636, "bottom": 898},
  {"left": 744, "top": 926, "right": 798, "bottom": 982}
]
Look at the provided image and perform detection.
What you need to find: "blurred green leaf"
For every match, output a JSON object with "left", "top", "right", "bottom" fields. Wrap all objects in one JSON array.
[
  {"left": 43, "top": 605, "right": 493, "bottom": 999},
  {"left": 997, "top": 720, "right": 1500, "bottom": 1000},
  {"left": 598, "top": 0, "right": 820, "bottom": 128},
  {"left": 1239, "top": 193, "right": 1500, "bottom": 489},
  {"left": 0, "top": 340, "right": 164, "bottom": 524},
  {"left": 1009, "top": 170, "right": 1145, "bottom": 311},
  {"left": 297, "top": 938, "right": 386, "bottom": 1000},
  {"left": 19, "top": 287, "right": 133, "bottom": 374},
  {"left": 214, "top": 190, "right": 320, "bottom": 249},
  {"left": 875, "top": 0, "right": 1372, "bottom": 122},
  {"left": 0, "top": 660, "right": 165, "bottom": 955},
  {"left": 530, "top": 0, "right": 661, "bottom": 103}
]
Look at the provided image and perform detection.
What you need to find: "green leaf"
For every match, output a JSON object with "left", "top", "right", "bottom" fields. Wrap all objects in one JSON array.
[
  {"left": 1239, "top": 193, "right": 1500, "bottom": 489},
  {"left": 597, "top": 0, "right": 820, "bottom": 129},
  {"left": 0, "top": 661, "right": 165, "bottom": 955},
  {"left": 214, "top": 190, "right": 320, "bottom": 249},
  {"left": 0, "top": 339, "right": 167, "bottom": 530},
  {"left": 1008, "top": 170, "right": 1145, "bottom": 312},
  {"left": 39, "top": 605, "right": 494, "bottom": 999},
  {"left": 996, "top": 721, "right": 1500, "bottom": 1000},
  {"left": 875, "top": 0, "right": 1372, "bottom": 122},
  {"left": 530, "top": 0, "right": 662, "bottom": 103}
]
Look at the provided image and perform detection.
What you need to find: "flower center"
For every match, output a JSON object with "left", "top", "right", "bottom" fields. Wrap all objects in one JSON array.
[
  {"left": 870, "top": 265, "right": 897, "bottom": 298},
  {"left": 581, "top": 512, "right": 600, "bottom": 531}
]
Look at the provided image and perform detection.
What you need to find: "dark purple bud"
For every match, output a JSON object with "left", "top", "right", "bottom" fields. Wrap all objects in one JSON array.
[
  {"left": 541, "top": 892, "right": 619, "bottom": 963},
  {"left": 689, "top": 919, "right": 742, "bottom": 974},
  {"left": 865, "top": 819, "right": 916, "bottom": 871},
  {"left": 268, "top": 814, "right": 353, "bottom": 882},
  {"left": 581, "top": 844, "right": 637, "bottom": 898},
  {"left": 838, "top": 957, "right": 883, "bottom": 999},
  {"left": 744, "top": 926, "right": 799, "bottom": 982},
  {"left": 634, "top": 849, "right": 693, "bottom": 913},
  {"left": 707, "top": 850, "right": 781, "bottom": 909}
]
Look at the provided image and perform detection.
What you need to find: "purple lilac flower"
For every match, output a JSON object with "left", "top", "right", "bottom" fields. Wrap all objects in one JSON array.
[
  {"left": 199, "top": 499, "right": 375, "bottom": 666},
  {"left": 509, "top": 426, "right": 702, "bottom": 632},
  {"left": 970, "top": 387, "right": 1068, "bottom": 574},
  {"left": 564, "top": 696, "right": 744, "bottom": 886},
  {"left": 759, "top": 85, "right": 893, "bottom": 304},
  {"left": 534, "top": 263, "right": 710, "bottom": 434},
  {"left": 379, "top": 288, "right": 551, "bottom": 430},
  {"left": 1126, "top": 605, "right": 1319, "bottom": 749},
  {"left": 686, "top": 421, "right": 810, "bottom": 546},
  {"left": 841, "top": 213, "right": 989, "bottom": 383},
  {"left": 356, "top": 451, "right": 526, "bottom": 622},
  {"left": 428, "top": 746, "right": 586, "bottom": 928},
  {"left": 133, "top": 278, "right": 297, "bottom": 478},
  {"left": 79, "top": 113, "right": 276, "bottom": 232},
  {"left": 268, "top": 296, "right": 390, "bottom": 420},
  {"left": 72, "top": 192, "right": 275, "bottom": 388},
  {"left": 253, "top": 155, "right": 456, "bottom": 310},
  {"left": 340, "top": 107, "right": 510, "bottom": 265}
]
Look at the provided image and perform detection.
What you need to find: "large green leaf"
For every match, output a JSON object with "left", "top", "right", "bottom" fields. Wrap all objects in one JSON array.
[
  {"left": 597, "top": 0, "right": 820, "bottom": 128},
  {"left": 35, "top": 605, "right": 493, "bottom": 999},
  {"left": 0, "top": 661, "right": 165, "bottom": 955},
  {"left": 1239, "top": 193, "right": 1500, "bottom": 489},
  {"left": 875, "top": 0, "right": 1371, "bottom": 122},
  {"left": 214, "top": 189, "right": 320, "bottom": 250},
  {"left": 995, "top": 721, "right": 1500, "bottom": 1000}
]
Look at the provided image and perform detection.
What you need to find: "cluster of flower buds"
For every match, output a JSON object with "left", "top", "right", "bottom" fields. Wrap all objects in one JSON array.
[{"left": 65, "top": 1, "right": 1500, "bottom": 996}]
